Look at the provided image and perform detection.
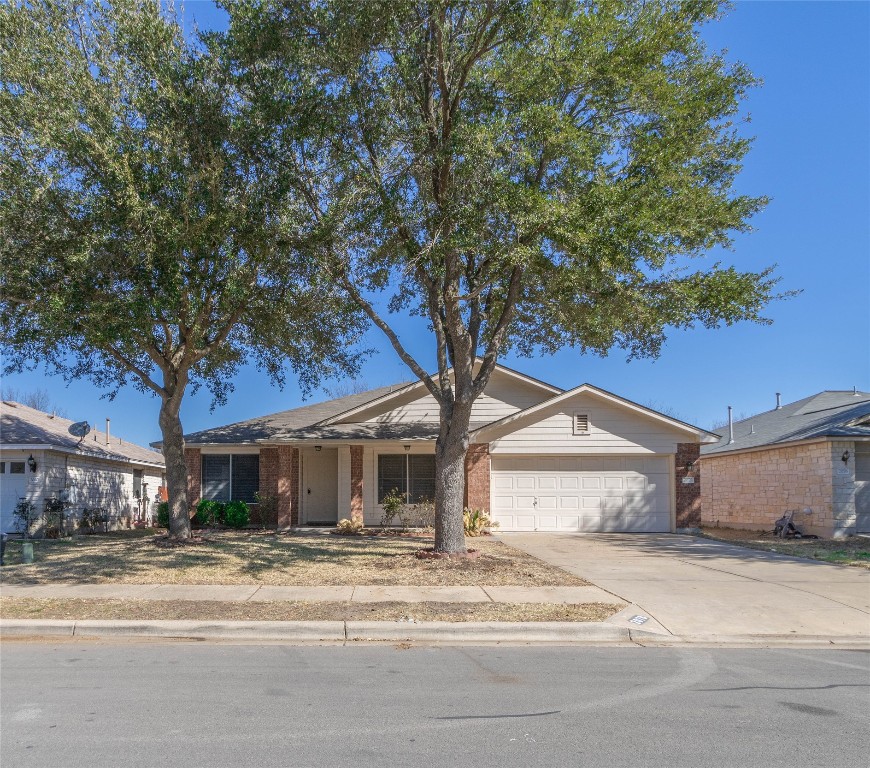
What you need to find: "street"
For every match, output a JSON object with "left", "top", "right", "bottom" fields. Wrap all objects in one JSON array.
[{"left": 1, "top": 642, "right": 868, "bottom": 768}]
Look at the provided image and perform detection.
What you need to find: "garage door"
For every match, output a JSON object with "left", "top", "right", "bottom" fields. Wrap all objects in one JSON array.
[{"left": 491, "top": 456, "right": 672, "bottom": 532}]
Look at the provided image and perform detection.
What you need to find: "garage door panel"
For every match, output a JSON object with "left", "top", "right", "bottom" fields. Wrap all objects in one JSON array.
[{"left": 491, "top": 455, "right": 673, "bottom": 533}]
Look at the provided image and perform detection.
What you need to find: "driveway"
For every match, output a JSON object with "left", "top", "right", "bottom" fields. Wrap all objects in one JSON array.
[{"left": 500, "top": 533, "right": 870, "bottom": 641}]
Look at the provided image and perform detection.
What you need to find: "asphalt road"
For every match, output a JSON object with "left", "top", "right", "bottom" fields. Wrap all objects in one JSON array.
[{"left": 2, "top": 642, "right": 868, "bottom": 768}]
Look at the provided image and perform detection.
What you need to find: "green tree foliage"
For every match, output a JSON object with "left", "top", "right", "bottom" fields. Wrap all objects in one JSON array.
[
  {"left": 226, "top": 0, "right": 787, "bottom": 552},
  {"left": 0, "top": 0, "right": 365, "bottom": 538}
]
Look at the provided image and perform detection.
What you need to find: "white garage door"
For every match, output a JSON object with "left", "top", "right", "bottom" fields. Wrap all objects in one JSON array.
[{"left": 491, "top": 456, "right": 672, "bottom": 532}]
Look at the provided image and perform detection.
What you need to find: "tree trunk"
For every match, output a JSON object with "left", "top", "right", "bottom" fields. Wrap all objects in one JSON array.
[
  {"left": 158, "top": 393, "right": 191, "bottom": 539},
  {"left": 433, "top": 399, "right": 472, "bottom": 553}
]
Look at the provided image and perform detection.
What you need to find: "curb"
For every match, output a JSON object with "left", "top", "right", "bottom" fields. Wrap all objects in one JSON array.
[{"left": 1, "top": 620, "right": 866, "bottom": 648}]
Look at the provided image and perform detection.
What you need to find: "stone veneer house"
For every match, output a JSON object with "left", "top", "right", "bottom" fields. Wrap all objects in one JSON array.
[
  {"left": 0, "top": 401, "right": 166, "bottom": 534},
  {"left": 181, "top": 363, "right": 717, "bottom": 533},
  {"left": 700, "top": 390, "right": 870, "bottom": 537}
]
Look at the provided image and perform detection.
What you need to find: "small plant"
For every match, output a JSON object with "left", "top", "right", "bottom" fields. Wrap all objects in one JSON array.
[
  {"left": 463, "top": 508, "right": 498, "bottom": 537},
  {"left": 335, "top": 517, "right": 364, "bottom": 535},
  {"left": 195, "top": 499, "right": 225, "bottom": 528},
  {"left": 13, "top": 499, "right": 38, "bottom": 538},
  {"left": 253, "top": 492, "right": 278, "bottom": 529},
  {"left": 380, "top": 488, "right": 407, "bottom": 529},
  {"left": 156, "top": 501, "right": 170, "bottom": 528},
  {"left": 411, "top": 498, "right": 435, "bottom": 530},
  {"left": 43, "top": 497, "right": 66, "bottom": 538},
  {"left": 223, "top": 500, "right": 250, "bottom": 529}
]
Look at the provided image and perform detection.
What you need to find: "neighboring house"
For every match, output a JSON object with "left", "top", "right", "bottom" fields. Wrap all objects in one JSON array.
[
  {"left": 179, "top": 362, "right": 717, "bottom": 533},
  {"left": 700, "top": 390, "right": 870, "bottom": 537},
  {"left": 0, "top": 401, "right": 165, "bottom": 534}
]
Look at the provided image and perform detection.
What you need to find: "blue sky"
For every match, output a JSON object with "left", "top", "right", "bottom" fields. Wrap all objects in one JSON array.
[{"left": 3, "top": 0, "right": 868, "bottom": 446}]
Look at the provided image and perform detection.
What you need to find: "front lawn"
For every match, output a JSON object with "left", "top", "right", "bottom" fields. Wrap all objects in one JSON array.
[
  {"left": 699, "top": 527, "right": 870, "bottom": 569},
  {"left": 0, "top": 530, "right": 586, "bottom": 587},
  {"left": 0, "top": 597, "right": 617, "bottom": 622}
]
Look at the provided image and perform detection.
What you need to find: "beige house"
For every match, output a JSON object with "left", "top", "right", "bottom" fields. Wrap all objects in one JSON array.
[
  {"left": 700, "top": 391, "right": 870, "bottom": 537},
  {"left": 181, "top": 362, "right": 716, "bottom": 533},
  {"left": 0, "top": 401, "right": 165, "bottom": 535}
]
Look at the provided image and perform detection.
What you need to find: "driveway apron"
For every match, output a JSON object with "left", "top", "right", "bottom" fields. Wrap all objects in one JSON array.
[{"left": 499, "top": 533, "right": 870, "bottom": 639}]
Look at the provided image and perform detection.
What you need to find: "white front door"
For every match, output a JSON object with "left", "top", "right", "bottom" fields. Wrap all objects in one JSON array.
[
  {"left": 491, "top": 455, "right": 672, "bottom": 533},
  {"left": 301, "top": 448, "right": 339, "bottom": 524},
  {"left": 0, "top": 459, "right": 30, "bottom": 533}
]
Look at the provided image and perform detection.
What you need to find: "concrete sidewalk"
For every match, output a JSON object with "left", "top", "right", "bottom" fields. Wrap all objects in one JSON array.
[{"left": 0, "top": 583, "right": 618, "bottom": 604}]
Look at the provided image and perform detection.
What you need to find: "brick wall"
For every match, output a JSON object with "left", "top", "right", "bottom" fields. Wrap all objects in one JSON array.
[
  {"left": 275, "top": 446, "right": 299, "bottom": 527},
  {"left": 700, "top": 440, "right": 839, "bottom": 536},
  {"left": 350, "top": 445, "right": 364, "bottom": 523},
  {"left": 184, "top": 448, "right": 201, "bottom": 508},
  {"left": 675, "top": 443, "right": 701, "bottom": 529},
  {"left": 464, "top": 443, "right": 490, "bottom": 512}
]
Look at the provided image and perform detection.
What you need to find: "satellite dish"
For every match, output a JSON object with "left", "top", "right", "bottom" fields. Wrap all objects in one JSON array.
[{"left": 68, "top": 421, "right": 91, "bottom": 439}]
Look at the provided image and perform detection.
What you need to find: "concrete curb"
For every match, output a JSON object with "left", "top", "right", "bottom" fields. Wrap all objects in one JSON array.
[{"left": 2, "top": 619, "right": 867, "bottom": 647}]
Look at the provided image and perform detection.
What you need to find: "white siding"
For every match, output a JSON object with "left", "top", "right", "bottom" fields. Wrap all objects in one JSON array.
[
  {"left": 340, "top": 370, "right": 554, "bottom": 425},
  {"left": 337, "top": 445, "right": 351, "bottom": 521},
  {"left": 484, "top": 394, "right": 689, "bottom": 455}
]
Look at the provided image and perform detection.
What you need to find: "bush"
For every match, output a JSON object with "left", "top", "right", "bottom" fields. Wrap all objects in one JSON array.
[
  {"left": 335, "top": 517, "right": 364, "bottom": 535},
  {"left": 252, "top": 492, "right": 278, "bottom": 529},
  {"left": 380, "top": 488, "right": 409, "bottom": 529},
  {"left": 411, "top": 498, "right": 435, "bottom": 530},
  {"left": 223, "top": 500, "right": 250, "bottom": 529},
  {"left": 195, "top": 499, "right": 225, "bottom": 528},
  {"left": 463, "top": 508, "right": 498, "bottom": 537},
  {"left": 156, "top": 501, "right": 170, "bottom": 528}
]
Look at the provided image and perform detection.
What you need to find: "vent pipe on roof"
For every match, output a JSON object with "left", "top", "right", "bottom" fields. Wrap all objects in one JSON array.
[
  {"left": 749, "top": 424, "right": 755, "bottom": 435},
  {"left": 855, "top": 386, "right": 860, "bottom": 396},
  {"left": 775, "top": 392, "right": 782, "bottom": 410},
  {"left": 106, "top": 417, "right": 111, "bottom": 446},
  {"left": 727, "top": 406, "right": 735, "bottom": 445}
]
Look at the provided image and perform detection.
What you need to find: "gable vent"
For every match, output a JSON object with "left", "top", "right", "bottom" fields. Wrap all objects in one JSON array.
[{"left": 573, "top": 413, "right": 590, "bottom": 435}]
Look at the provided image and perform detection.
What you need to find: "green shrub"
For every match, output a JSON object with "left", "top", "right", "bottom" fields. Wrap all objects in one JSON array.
[
  {"left": 156, "top": 501, "right": 170, "bottom": 528},
  {"left": 223, "top": 500, "right": 250, "bottom": 529},
  {"left": 195, "top": 499, "right": 225, "bottom": 528},
  {"left": 463, "top": 508, "right": 498, "bottom": 537},
  {"left": 380, "top": 488, "right": 409, "bottom": 529}
]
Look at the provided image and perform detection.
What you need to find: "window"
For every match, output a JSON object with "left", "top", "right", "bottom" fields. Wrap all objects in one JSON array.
[
  {"left": 573, "top": 413, "right": 590, "bottom": 435},
  {"left": 133, "top": 469, "right": 143, "bottom": 499},
  {"left": 9, "top": 461, "right": 25, "bottom": 474},
  {"left": 377, "top": 454, "right": 436, "bottom": 504},
  {"left": 201, "top": 454, "right": 260, "bottom": 503},
  {"left": 0, "top": 462, "right": 5, "bottom": 473}
]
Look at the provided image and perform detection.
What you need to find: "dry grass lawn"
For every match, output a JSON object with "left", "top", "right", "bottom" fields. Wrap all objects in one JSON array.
[
  {"left": 700, "top": 527, "right": 870, "bottom": 569},
  {"left": 0, "top": 597, "right": 619, "bottom": 623},
  {"left": 0, "top": 530, "right": 585, "bottom": 587}
]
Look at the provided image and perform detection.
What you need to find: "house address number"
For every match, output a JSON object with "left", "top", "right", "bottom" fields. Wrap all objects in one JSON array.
[{"left": 681, "top": 477, "right": 695, "bottom": 484}]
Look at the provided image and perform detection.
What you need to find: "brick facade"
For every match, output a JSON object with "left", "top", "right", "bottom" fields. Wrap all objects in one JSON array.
[
  {"left": 184, "top": 447, "right": 201, "bottom": 508},
  {"left": 350, "top": 445, "right": 364, "bottom": 523},
  {"left": 675, "top": 442, "right": 701, "bottom": 529},
  {"left": 700, "top": 440, "right": 852, "bottom": 537},
  {"left": 464, "top": 443, "right": 490, "bottom": 512}
]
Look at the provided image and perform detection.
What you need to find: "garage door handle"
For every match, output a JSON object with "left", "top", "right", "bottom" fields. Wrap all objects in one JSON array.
[{"left": 533, "top": 497, "right": 538, "bottom": 508}]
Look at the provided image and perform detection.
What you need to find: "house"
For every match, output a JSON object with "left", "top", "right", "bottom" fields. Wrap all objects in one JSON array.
[
  {"left": 180, "top": 363, "right": 718, "bottom": 533},
  {"left": 0, "top": 401, "right": 165, "bottom": 534},
  {"left": 699, "top": 390, "right": 870, "bottom": 537}
]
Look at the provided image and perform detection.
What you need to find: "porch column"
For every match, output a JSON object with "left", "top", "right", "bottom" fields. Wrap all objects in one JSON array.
[
  {"left": 675, "top": 443, "right": 701, "bottom": 530},
  {"left": 184, "top": 448, "right": 201, "bottom": 509},
  {"left": 464, "top": 443, "right": 491, "bottom": 512},
  {"left": 350, "top": 445, "right": 364, "bottom": 524},
  {"left": 276, "top": 446, "right": 299, "bottom": 528}
]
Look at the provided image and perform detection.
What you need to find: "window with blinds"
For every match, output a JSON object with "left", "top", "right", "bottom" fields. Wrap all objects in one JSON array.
[
  {"left": 573, "top": 413, "right": 590, "bottom": 435},
  {"left": 377, "top": 454, "right": 436, "bottom": 504},
  {"left": 201, "top": 454, "right": 259, "bottom": 503}
]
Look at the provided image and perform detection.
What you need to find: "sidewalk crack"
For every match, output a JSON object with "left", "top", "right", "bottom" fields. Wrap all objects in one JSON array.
[
  {"left": 247, "top": 586, "right": 262, "bottom": 602},
  {"left": 479, "top": 586, "right": 496, "bottom": 603}
]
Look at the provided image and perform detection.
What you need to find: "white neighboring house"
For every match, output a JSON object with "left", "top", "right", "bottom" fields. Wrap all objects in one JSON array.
[{"left": 0, "top": 401, "right": 165, "bottom": 534}]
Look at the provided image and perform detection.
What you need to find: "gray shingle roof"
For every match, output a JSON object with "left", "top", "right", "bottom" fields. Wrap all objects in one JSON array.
[
  {"left": 701, "top": 391, "right": 870, "bottom": 456},
  {"left": 0, "top": 401, "right": 165, "bottom": 466},
  {"left": 180, "top": 383, "right": 414, "bottom": 444}
]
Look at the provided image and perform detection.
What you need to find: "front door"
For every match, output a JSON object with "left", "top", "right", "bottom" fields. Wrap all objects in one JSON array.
[
  {"left": 0, "top": 460, "right": 30, "bottom": 533},
  {"left": 301, "top": 448, "right": 338, "bottom": 525}
]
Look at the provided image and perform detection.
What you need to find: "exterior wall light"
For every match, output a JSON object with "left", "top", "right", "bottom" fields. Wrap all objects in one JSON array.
[
  {"left": 842, "top": 450, "right": 850, "bottom": 465},
  {"left": 403, "top": 444, "right": 411, "bottom": 451},
  {"left": 314, "top": 445, "right": 322, "bottom": 452},
  {"left": 27, "top": 454, "right": 37, "bottom": 472}
]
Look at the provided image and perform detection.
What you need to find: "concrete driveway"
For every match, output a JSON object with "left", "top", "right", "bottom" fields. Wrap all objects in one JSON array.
[{"left": 500, "top": 533, "right": 870, "bottom": 641}]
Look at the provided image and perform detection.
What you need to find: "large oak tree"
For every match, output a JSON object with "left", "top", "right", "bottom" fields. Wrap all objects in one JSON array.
[
  {"left": 0, "top": 0, "right": 365, "bottom": 537},
  {"left": 227, "top": 0, "right": 786, "bottom": 553}
]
